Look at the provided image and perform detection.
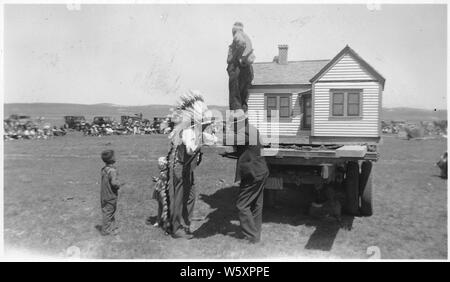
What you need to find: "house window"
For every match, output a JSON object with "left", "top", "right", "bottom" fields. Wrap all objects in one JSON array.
[
  {"left": 265, "top": 94, "right": 291, "bottom": 119},
  {"left": 330, "top": 89, "right": 362, "bottom": 118},
  {"left": 332, "top": 92, "right": 345, "bottom": 116},
  {"left": 347, "top": 92, "right": 360, "bottom": 116},
  {"left": 279, "top": 96, "right": 290, "bottom": 118},
  {"left": 267, "top": 96, "right": 277, "bottom": 118}
]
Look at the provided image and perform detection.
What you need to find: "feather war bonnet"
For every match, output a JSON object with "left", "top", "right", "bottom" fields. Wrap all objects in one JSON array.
[{"left": 168, "top": 90, "right": 211, "bottom": 146}]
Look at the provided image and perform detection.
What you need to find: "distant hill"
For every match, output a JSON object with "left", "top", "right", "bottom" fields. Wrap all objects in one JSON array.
[
  {"left": 3, "top": 103, "right": 446, "bottom": 125},
  {"left": 3, "top": 103, "right": 228, "bottom": 125},
  {"left": 382, "top": 107, "right": 447, "bottom": 122}
]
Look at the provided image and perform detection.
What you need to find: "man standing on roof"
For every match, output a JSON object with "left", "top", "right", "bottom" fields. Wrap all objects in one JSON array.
[{"left": 227, "top": 22, "right": 255, "bottom": 114}]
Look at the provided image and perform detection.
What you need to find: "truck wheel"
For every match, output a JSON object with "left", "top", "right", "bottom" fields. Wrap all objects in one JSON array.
[
  {"left": 359, "top": 161, "right": 373, "bottom": 216},
  {"left": 345, "top": 161, "right": 360, "bottom": 215}
]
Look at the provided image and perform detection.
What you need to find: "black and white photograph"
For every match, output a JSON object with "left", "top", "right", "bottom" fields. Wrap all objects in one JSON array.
[{"left": 1, "top": 1, "right": 448, "bottom": 263}]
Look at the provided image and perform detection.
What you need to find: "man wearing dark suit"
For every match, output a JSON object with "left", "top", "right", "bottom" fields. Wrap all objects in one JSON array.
[{"left": 234, "top": 119, "right": 269, "bottom": 243}]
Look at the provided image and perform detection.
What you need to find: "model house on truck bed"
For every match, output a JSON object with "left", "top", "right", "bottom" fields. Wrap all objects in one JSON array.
[{"left": 248, "top": 45, "right": 385, "bottom": 145}]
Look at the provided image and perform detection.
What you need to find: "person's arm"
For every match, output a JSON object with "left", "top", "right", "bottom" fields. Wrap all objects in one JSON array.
[
  {"left": 202, "top": 131, "right": 218, "bottom": 146},
  {"left": 238, "top": 149, "right": 268, "bottom": 182},
  {"left": 182, "top": 128, "right": 199, "bottom": 155},
  {"left": 109, "top": 169, "right": 121, "bottom": 190},
  {"left": 228, "top": 33, "right": 246, "bottom": 66},
  {"left": 234, "top": 33, "right": 246, "bottom": 59},
  {"left": 226, "top": 45, "right": 234, "bottom": 65},
  {"left": 237, "top": 150, "right": 256, "bottom": 181}
]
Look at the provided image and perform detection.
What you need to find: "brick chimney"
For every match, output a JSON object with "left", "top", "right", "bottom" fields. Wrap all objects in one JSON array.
[{"left": 278, "top": 45, "right": 288, "bottom": 64}]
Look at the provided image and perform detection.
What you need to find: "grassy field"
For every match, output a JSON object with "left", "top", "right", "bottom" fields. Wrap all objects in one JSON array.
[{"left": 3, "top": 133, "right": 447, "bottom": 259}]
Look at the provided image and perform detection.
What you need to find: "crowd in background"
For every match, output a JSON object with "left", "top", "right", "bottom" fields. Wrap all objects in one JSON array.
[
  {"left": 3, "top": 114, "right": 173, "bottom": 141},
  {"left": 79, "top": 119, "right": 173, "bottom": 136},
  {"left": 4, "top": 116, "right": 67, "bottom": 141}
]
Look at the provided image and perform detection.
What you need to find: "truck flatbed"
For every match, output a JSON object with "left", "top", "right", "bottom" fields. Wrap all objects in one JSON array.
[{"left": 261, "top": 145, "right": 378, "bottom": 165}]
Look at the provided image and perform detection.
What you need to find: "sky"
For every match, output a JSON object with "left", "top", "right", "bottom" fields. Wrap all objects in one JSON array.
[{"left": 3, "top": 4, "right": 447, "bottom": 109}]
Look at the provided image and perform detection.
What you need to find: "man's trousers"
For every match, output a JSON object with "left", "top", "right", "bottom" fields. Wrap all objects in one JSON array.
[
  {"left": 228, "top": 65, "right": 254, "bottom": 112},
  {"left": 170, "top": 164, "right": 196, "bottom": 234},
  {"left": 236, "top": 174, "right": 268, "bottom": 242}
]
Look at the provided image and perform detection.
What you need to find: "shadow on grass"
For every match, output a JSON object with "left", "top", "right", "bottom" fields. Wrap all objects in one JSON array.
[
  {"left": 194, "top": 185, "right": 354, "bottom": 251},
  {"left": 193, "top": 186, "right": 241, "bottom": 239},
  {"left": 304, "top": 217, "right": 354, "bottom": 251},
  {"left": 432, "top": 174, "right": 447, "bottom": 179}
]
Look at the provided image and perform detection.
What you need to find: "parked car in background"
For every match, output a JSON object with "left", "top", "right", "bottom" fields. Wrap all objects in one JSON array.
[
  {"left": 93, "top": 116, "right": 114, "bottom": 126},
  {"left": 64, "top": 116, "right": 86, "bottom": 130}
]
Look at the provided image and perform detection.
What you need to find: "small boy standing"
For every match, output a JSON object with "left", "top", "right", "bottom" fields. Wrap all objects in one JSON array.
[{"left": 100, "top": 150, "right": 122, "bottom": 236}]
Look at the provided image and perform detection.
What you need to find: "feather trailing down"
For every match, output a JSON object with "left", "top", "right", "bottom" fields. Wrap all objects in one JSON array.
[{"left": 152, "top": 152, "right": 171, "bottom": 232}]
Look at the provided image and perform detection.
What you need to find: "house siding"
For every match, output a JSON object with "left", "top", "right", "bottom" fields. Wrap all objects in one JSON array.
[
  {"left": 247, "top": 87, "right": 307, "bottom": 136},
  {"left": 319, "top": 53, "right": 373, "bottom": 81},
  {"left": 313, "top": 81, "right": 380, "bottom": 137},
  {"left": 312, "top": 51, "right": 381, "bottom": 138}
]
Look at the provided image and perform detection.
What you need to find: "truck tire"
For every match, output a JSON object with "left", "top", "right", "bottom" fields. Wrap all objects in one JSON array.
[
  {"left": 345, "top": 161, "right": 360, "bottom": 215},
  {"left": 359, "top": 161, "right": 373, "bottom": 216}
]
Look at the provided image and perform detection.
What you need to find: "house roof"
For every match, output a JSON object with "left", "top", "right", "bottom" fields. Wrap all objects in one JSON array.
[
  {"left": 310, "top": 45, "right": 386, "bottom": 89},
  {"left": 251, "top": 45, "right": 385, "bottom": 89},
  {"left": 252, "top": 59, "right": 330, "bottom": 85}
]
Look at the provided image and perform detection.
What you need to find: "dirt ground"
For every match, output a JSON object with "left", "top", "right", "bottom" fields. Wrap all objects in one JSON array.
[{"left": 3, "top": 133, "right": 447, "bottom": 259}]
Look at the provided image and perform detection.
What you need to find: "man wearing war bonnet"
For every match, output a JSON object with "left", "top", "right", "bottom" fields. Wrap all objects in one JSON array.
[{"left": 156, "top": 91, "right": 216, "bottom": 239}]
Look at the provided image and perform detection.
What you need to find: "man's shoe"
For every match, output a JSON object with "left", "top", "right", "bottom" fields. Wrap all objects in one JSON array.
[
  {"left": 100, "top": 228, "right": 119, "bottom": 236},
  {"left": 246, "top": 237, "right": 260, "bottom": 244},
  {"left": 240, "top": 236, "right": 259, "bottom": 244},
  {"left": 234, "top": 232, "right": 260, "bottom": 244},
  {"left": 184, "top": 226, "right": 193, "bottom": 235},
  {"left": 145, "top": 216, "right": 153, "bottom": 225},
  {"left": 172, "top": 229, "right": 194, "bottom": 239}
]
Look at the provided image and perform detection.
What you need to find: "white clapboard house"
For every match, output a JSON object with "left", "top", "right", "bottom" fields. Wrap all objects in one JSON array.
[{"left": 248, "top": 45, "right": 385, "bottom": 145}]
